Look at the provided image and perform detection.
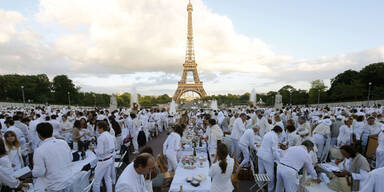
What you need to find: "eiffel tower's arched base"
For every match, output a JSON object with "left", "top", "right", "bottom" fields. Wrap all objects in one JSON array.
[{"left": 173, "top": 83, "right": 207, "bottom": 102}]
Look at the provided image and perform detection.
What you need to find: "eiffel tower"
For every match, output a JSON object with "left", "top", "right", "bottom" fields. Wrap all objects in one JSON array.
[{"left": 173, "top": 0, "right": 207, "bottom": 102}]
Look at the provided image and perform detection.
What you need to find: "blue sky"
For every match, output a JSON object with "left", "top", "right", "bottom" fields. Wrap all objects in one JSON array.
[
  {"left": 1, "top": 0, "right": 383, "bottom": 95},
  {"left": 204, "top": 0, "right": 384, "bottom": 58}
]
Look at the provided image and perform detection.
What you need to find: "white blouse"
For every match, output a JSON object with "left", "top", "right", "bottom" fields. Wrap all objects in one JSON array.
[{"left": 209, "top": 156, "right": 234, "bottom": 192}]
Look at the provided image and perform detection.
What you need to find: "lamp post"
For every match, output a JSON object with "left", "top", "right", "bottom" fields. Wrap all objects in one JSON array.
[
  {"left": 21, "top": 85, "right": 25, "bottom": 106},
  {"left": 368, "top": 82, "right": 372, "bottom": 107},
  {"left": 317, "top": 88, "right": 320, "bottom": 105},
  {"left": 289, "top": 90, "right": 292, "bottom": 106},
  {"left": 67, "top": 91, "right": 71, "bottom": 106}
]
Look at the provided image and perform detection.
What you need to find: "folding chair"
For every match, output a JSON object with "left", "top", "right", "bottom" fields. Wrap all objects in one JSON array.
[
  {"left": 249, "top": 149, "right": 270, "bottom": 192},
  {"left": 115, "top": 143, "right": 129, "bottom": 170}
]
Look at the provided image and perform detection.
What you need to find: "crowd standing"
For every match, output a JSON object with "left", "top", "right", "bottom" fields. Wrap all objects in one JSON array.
[{"left": 0, "top": 103, "right": 384, "bottom": 192}]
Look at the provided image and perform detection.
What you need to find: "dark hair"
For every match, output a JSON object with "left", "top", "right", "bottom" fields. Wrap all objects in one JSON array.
[
  {"left": 5, "top": 119, "right": 14, "bottom": 126},
  {"left": 140, "top": 147, "right": 153, "bottom": 155},
  {"left": 302, "top": 140, "right": 314, "bottom": 148},
  {"left": 130, "top": 113, "right": 136, "bottom": 119},
  {"left": 134, "top": 153, "right": 152, "bottom": 169},
  {"left": 174, "top": 125, "right": 184, "bottom": 138},
  {"left": 13, "top": 115, "right": 20, "bottom": 121},
  {"left": 340, "top": 145, "right": 357, "bottom": 158},
  {"left": 217, "top": 143, "right": 228, "bottom": 174},
  {"left": 0, "top": 137, "right": 7, "bottom": 156},
  {"left": 208, "top": 119, "right": 216, "bottom": 125},
  {"left": 36, "top": 122, "right": 53, "bottom": 138},
  {"left": 272, "top": 125, "right": 283, "bottom": 133},
  {"left": 97, "top": 121, "right": 109, "bottom": 131},
  {"left": 286, "top": 125, "right": 296, "bottom": 133},
  {"left": 74, "top": 120, "right": 81, "bottom": 129}
]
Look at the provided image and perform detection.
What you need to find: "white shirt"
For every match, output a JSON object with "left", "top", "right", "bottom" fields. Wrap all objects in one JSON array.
[
  {"left": 163, "top": 132, "right": 181, "bottom": 156},
  {"left": 32, "top": 137, "right": 73, "bottom": 191},
  {"left": 0, "top": 156, "right": 19, "bottom": 188},
  {"left": 337, "top": 125, "right": 353, "bottom": 146},
  {"left": 239, "top": 129, "right": 257, "bottom": 151},
  {"left": 230, "top": 118, "right": 246, "bottom": 140},
  {"left": 209, "top": 156, "right": 234, "bottom": 192},
  {"left": 257, "top": 131, "right": 280, "bottom": 162},
  {"left": 95, "top": 131, "right": 116, "bottom": 160},
  {"left": 116, "top": 162, "right": 146, "bottom": 192},
  {"left": 279, "top": 146, "right": 317, "bottom": 178}
]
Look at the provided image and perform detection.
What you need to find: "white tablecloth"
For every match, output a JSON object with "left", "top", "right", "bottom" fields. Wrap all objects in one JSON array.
[
  {"left": 301, "top": 182, "right": 335, "bottom": 192},
  {"left": 169, "top": 151, "right": 211, "bottom": 192}
]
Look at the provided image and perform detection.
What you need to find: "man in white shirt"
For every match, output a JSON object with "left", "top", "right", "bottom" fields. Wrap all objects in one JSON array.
[
  {"left": 257, "top": 126, "right": 282, "bottom": 192},
  {"left": 116, "top": 153, "right": 155, "bottom": 192},
  {"left": 32, "top": 122, "right": 73, "bottom": 191},
  {"left": 239, "top": 125, "right": 260, "bottom": 167},
  {"left": 92, "top": 121, "right": 116, "bottom": 192},
  {"left": 276, "top": 140, "right": 320, "bottom": 192},
  {"left": 230, "top": 113, "right": 247, "bottom": 159}
]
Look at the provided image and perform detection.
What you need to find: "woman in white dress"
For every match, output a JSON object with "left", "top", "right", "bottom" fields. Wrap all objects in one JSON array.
[
  {"left": 209, "top": 143, "right": 234, "bottom": 192},
  {"left": 4, "top": 131, "right": 27, "bottom": 171},
  {"left": 337, "top": 117, "right": 353, "bottom": 147}
]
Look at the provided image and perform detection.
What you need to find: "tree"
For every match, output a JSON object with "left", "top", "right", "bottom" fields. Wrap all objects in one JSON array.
[
  {"left": 278, "top": 85, "right": 296, "bottom": 105},
  {"left": 52, "top": 75, "right": 78, "bottom": 105},
  {"left": 308, "top": 80, "right": 327, "bottom": 104}
]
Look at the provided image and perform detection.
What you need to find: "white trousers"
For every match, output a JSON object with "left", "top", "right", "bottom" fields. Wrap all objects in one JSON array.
[
  {"left": 132, "top": 136, "right": 139, "bottom": 153},
  {"left": 376, "top": 149, "right": 384, "bottom": 168},
  {"left": 166, "top": 153, "right": 178, "bottom": 172},
  {"left": 93, "top": 158, "right": 113, "bottom": 192},
  {"left": 313, "top": 133, "right": 324, "bottom": 159},
  {"left": 276, "top": 164, "right": 299, "bottom": 192},
  {"left": 231, "top": 138, "right": 240, "bottom": 159},
  {"left": 258, "top": 158, "right": 275, "bottom": 192},
  {"left": 239, "top": 144, "right": 250, "bottom": 167}
]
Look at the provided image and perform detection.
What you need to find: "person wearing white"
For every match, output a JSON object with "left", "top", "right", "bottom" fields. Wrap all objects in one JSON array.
[
  {"left": 207, "top": 119, "right": 224, "bottom": 157},
  {"left": 359, "top": 167, "right": 384, "bottom": 192},
  {"left": 286, "top": 125, "right": 300, "bottom": 147},
  {"left": 337, "top": 118, "right": 353, "bottom": 146},
  {"left": 92, "top": 121, "right": 116, "bottom": 192},
  {"left": 116, "top": 153, "right": 155, "bottom": 192},
  {"left": 32, "top": 122, "right": 73, "bottom": 192},
  {"left": 276, "top": 141, "right": 320, "bottom": 192},
  {"left": 230, "top": 113, "right": 247, "bottom": 159},
  {"left": 4, "top": 131, "right": 26, "bottom": 171},
  {"left": 130, "top": 113, "right": 141, "bottom": 154},
  {"left": 376, "top": 125, "right": 384, "bottom": 168},
  {"left": 162, "top": 126, "right": 182, "bottom": 172},
  {"left": 239, "top": 126, "right": 259, "bottom": 167},
  {"left": 312, "top": 121, "right": 331, "bottom": 159},
  {"left": 209, "top": 143, "right": 234, "bottom": 192},
  {"left": 0, "top": 137, "right": 30, "bottom": 189},
  {"left": 256, "top": 126, "right": 282, "bottom": 192}
]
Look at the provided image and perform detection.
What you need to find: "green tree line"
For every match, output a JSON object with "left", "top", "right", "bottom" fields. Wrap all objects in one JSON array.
[
  {"left": 1, "top": 62, "right": 383, "bottom": 107},
  {"left": 0, "top": 74, "right": 171, "bottom": 107}
]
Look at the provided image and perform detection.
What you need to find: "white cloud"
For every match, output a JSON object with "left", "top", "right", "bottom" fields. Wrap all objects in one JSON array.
[{"left": 0, "top": 0, "right": 383, "bottom": 95}]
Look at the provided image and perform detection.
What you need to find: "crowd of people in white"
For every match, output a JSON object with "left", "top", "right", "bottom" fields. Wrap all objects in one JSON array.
[{"left": 0, "top": 104, "right": 384, "bottom": 192}]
